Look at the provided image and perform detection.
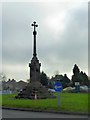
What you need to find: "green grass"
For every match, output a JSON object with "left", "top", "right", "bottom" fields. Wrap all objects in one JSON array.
[
  {"left": 1, "top": 93, "right": 89, "bottom": 113},
  {"left": 0, "top": 95, "right": 2, "bottom": 105}
]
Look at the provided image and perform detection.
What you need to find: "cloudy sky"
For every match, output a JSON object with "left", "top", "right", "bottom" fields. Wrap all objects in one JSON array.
[{"left": 1, "top": 0, "right": 88, "bottom": 81}]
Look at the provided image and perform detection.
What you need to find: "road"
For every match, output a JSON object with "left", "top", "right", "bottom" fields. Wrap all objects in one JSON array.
[
  {"left": 2, "top": 109, "right": 88, "bottom": 118},
  {"left": 0, "top": 108, "right": 2, "bottom": 120}
]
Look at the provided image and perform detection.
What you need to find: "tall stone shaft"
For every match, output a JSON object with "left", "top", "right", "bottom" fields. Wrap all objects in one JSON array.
[
  {"left": 33, "top": 31, "right": 36, "bottom": 56},
  {"left": 29, "top": 21, "right": 41, "bottom": 83},
  {"left": 31, "top": 21, "right": 38, "bottom": 57}
]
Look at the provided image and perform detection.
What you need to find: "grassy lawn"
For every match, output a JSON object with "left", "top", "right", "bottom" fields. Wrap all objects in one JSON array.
[{"left": 1, "top": 93, "right": 89, "bottom": 113}]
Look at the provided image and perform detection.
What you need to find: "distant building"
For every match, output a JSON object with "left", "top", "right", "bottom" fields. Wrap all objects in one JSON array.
[
  {"left": 50, "top": 75, "right": 63, "bottom": 83},
  {"left": 2, "top": 79, "right": 27, "bottom": 92},
  {"left": 49, "top": 74, "right": 70, "bottom": 89}
]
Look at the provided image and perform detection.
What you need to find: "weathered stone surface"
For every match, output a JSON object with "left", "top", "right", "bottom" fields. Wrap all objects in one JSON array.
[
  {"left": 16, "top": 22, "right": 55, "bottom": 99},
  {"left": 16, "top": 81, "right": 55, "bottom": 99},
  {"left": 29, "top": 56, "right": 41, "bottom": 83}
]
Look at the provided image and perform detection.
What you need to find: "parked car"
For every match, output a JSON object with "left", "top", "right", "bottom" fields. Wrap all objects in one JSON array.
[
  {"left": 48, "top": 88, "right": 56, "bottom": 93},
  {"left": 80, "top": 85, "right": 88, "bottom": 93},
  {"left": 62, "top": 87, "right": 75, "bottom": 93}
]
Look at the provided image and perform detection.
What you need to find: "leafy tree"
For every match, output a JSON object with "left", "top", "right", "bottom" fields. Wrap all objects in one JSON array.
[
  {"left": 71, "top": 64, "right": 89, "bottom": 86},
  {"left": 40, "top": 71, "right": 48, "bottom": 86},
  {"left": 78, "top": 72, "right": 84, "bottom": 85},
  {"left": 48, "top": 81, "right": 54, "bottom": 89},
  {"left": 60, "top": 74, "right": 70, "bottom": 88},
  {"left": 81, "top": 72, "right": 89, "bottom": 86}
]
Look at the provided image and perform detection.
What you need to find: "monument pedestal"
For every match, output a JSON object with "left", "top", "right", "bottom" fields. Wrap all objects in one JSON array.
[
  {"left": 17, "top": 81, "right": 55, "bottom": 99},
  {"left": 16, "top": 56, "right": 55, "bottom": 99}
]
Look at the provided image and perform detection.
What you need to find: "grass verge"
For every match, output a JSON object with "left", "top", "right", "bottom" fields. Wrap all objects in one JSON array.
[{"left": 1, "top": 93, "right": 89, "bottom": 113}]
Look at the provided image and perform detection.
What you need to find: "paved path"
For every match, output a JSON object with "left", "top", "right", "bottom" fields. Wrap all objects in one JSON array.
[
  {"left": 0, "top": 108, "right": 2, "bottom": 120},
  {"left": 2, "top": 109, "right": 88, "bottom": 118}
]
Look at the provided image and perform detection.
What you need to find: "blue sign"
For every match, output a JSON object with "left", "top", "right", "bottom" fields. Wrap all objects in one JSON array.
[{"left": 54, "top": 82, "right": 63, "bottom": 92}]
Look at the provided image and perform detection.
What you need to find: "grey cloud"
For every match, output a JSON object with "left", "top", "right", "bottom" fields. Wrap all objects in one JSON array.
[
  {"left": 2, "top": 2, "right": 88, "bottom": 80},
  {"left": 38, "top": 4, "right": 88, "bottom": 75}
]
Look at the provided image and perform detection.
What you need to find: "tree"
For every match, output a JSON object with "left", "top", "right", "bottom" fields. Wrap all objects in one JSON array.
[
  {"left": 71, "top": 64, "right": 89, "bottom": 86},
  {"left": 73, "top": 64, "right": 80, "bottom": 75},
  {"left": 81, "top": 72, "right": 89, "bottom": 86},
  {"left": 40, "top": 71, "right": 48, "bottom": 86},
  {"left": 60, "top": 74, "right": 70, "bottom": 88},
  {"left": 48, "top": 81, "right": 54, "bottom": 89}
]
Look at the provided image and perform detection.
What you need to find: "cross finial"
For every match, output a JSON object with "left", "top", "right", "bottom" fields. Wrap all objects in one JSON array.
[
  {"left": 31, "top": 21, "right": 38, "bottom": 31},
  {"left": 31, "top": 21, "right": 38, "bottom": 57}
]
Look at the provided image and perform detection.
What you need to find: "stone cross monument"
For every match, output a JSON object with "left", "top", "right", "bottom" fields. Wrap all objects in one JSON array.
[
  {"left": 29, "top": 21, "right": 41, "bottom": 83},
  {"left": 16, "top": 21, "right": 55, "bottom": 99}
]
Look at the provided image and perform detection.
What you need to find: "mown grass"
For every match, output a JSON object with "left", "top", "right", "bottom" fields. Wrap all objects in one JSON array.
[
  {"left": 1, "top": 93, "right": 89, "bottom": 113},
  {"left": 0, "top": 95, "right": 2, "bottom": 105}
]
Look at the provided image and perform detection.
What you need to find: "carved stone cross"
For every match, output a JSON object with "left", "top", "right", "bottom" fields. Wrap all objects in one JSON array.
[
  {"left": 31, "top": 21, "right": 38, "bottom": 32},
  {"left": 31, "top": 21, "right": 38, "bottom": 57}
]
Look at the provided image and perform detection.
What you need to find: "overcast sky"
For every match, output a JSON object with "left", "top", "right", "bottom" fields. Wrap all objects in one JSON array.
[{"left": 1, "top": 0, "right": 88, "bottom": 81}]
